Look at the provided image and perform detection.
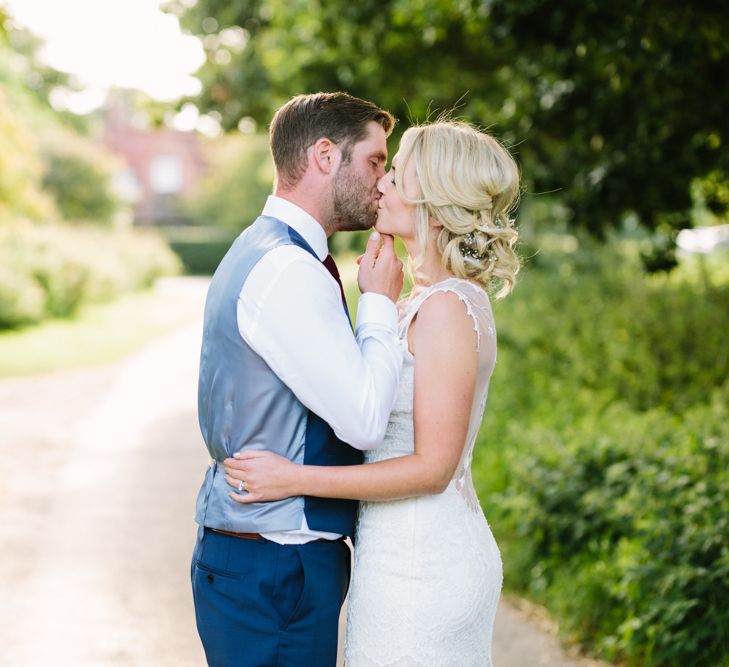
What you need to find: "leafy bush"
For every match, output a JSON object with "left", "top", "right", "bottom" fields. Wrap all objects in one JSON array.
[
  {"left": 491, "top": 392, "right": 729, "bottom": 666},
  {"left": 472, "top": 237, "right": 729, "bottom": 666},
  {"left": 0, "top": 86, "right": 56, "bottom": 222},
  {"left": 490, "top": 238, "right": 729, "bottom": 417},
  {"left": 40, "top": 126, "right": 120, "bottom": 224},
  {"left": 0, "top": 221, "right": 181, "bottom": 328},
  {"left": 0, "top": 263, "right": 46, "bottom": 327}
]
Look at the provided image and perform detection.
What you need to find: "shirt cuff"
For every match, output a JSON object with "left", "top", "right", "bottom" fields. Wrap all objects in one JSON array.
[{"left": 356, "top": 293, "right": 398, "bottom": 331}]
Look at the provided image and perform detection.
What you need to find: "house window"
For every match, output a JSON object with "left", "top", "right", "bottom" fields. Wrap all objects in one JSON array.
[
  {"left": 112, "top": 167, "right": 143, "bottom": 203},
  {"left": 150, "top": 155, "right": 183, "bottom": 194}
]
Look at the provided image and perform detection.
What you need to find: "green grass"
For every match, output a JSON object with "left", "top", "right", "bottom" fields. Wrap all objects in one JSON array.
[{"left": 0, "top": 277, "right": 208, "bottom": 378}]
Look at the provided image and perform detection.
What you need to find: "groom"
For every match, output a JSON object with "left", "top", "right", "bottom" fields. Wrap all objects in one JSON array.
[{"left": 191, "top": 92, "right": 403, "bottom": 666}]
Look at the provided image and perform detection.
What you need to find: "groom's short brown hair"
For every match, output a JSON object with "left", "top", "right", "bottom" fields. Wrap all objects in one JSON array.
[{"left": 269, "top": 92, "right": 395, "bottom": 189}]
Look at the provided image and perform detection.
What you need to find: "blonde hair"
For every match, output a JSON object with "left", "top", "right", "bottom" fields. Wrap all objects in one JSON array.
[{"left": 395, "top": 121, "right": 520, "bottom": 298}]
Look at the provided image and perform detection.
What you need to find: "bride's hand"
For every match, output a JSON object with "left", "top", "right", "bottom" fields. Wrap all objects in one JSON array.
[{"left": 224, "top": 450, "right": 299, "bottom": 503}]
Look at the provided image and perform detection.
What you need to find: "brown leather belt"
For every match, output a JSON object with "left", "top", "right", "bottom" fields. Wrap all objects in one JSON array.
[
  {"left": 210, "top": 528, "right": 346, "bottom": 544},
  {"left": 211, "top": 528, "right": 262, "bottom": 540}
]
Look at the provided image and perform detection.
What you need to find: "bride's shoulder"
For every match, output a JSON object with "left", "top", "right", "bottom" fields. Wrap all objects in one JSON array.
[
  {"left": 420, "top": 278, "right": 488, "bottom": 312},
  {"left": 411, "top": 279, "right": 493, "bottom": 351},
  {"left": 403, "top": 290, "right": 480, "bottom": 374},
  {"left": 413, "top": 288, "right": 478, "bottom": 340}
]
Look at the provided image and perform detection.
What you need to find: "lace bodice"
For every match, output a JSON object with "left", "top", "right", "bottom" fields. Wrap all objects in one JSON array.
[
  {"left": 345, "top": 278, "right": 502, "bottom": 667},
  {"left": 365, "top": 277, "right": 497, "bottom": 508}
]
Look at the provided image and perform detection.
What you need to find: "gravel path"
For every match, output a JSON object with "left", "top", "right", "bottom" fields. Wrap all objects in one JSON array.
[{"left": 0, "top": 276, "right": 607, "bottom": 666}]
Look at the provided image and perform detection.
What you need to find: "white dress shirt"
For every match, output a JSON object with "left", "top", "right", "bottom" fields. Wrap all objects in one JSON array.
[{"left": 237, "top": 195, "right": 402, "bottom": 544}]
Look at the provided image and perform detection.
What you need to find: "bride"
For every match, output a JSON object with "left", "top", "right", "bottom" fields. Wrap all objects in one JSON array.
[{"left": 224, "top": 120, "right": 520, "bottom": 666}]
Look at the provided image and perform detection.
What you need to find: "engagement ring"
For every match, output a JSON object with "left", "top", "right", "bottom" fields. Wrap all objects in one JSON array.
[{"left": 238, "top": 480, "right": 246, "bottom": 492}]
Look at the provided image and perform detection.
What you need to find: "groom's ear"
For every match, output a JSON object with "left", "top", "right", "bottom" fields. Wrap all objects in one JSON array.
[{"left": 309, "top": 137, "right": 340, "bottom": 175}]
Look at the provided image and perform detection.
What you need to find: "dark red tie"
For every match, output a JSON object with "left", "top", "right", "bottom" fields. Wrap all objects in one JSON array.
[{"left": 322, "top": 254, "right": 350, "bottom": 319}]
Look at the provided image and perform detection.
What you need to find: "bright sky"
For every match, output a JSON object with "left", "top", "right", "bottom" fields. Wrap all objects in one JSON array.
[{"left": 3, "top": 0, "right": 205, "bottom": 113}]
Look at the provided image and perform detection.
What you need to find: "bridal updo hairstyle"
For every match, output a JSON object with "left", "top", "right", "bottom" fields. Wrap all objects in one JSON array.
[{"left": 395, "top": 121, "right": 520, "bottom": 298}]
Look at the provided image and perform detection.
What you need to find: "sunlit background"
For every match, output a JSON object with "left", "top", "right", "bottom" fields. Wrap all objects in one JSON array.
[
  {"left": 0, "top": 1, "right": 727, "bottom": 666},
  {"left": 6, "top": 0, "right": 204, "bottom": 109}
]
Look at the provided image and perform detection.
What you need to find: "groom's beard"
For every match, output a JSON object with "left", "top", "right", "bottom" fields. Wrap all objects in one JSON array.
[{"left": 332, "top": 163, "right": 378, "bottom": 232}]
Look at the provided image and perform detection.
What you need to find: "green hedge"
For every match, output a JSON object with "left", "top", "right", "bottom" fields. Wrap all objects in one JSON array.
[
  {"left": 0, "top": 221, "right": 181, "bottom": 329},
  {"left": 493, "top": 392, "right": 729, "bottom": 666},
  {"left": 472, "top": 237, "right": 729, "bottom": 666},
  {"left": 169, "top": 237, "right": 235, "bottom": 275},
  {"left": 160, "top": 225, "right": 237, "bottom": 275}
]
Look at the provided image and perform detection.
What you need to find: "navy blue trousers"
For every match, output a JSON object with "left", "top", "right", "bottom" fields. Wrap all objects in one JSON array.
[{"left": 191, "top": 528, "right": 351, "bottom": 667}]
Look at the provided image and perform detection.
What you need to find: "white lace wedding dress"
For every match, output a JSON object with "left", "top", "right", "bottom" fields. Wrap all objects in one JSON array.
[{"left": 345, "top": 278, "right": 503, "bottom": 667}]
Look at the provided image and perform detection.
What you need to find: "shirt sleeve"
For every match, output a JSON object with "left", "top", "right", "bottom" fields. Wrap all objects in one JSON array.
[{"left": 237, "top": 246, "right": 402, "bottom": 450}]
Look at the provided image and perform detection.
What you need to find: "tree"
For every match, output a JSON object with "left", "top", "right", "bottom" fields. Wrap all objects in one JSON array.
[
  {"left": 40, "top": 126, "right": 120, "bottom": 225},
  {"left": 0, "top": 10, "right": 88, "bottom": 131},
  {"left": 184, "top": 133, "right": 274, "bottom": 230},
  {"left": 167, "top": 0, "right": 729, "bottom": 242},
  {"left": 0, "top": 85, "right": 57, "bottom": 222},
  {"left": 489, "top": 0, "right": 729, "bottom": 237},
  {"left": 0, "top": 14, "right": 121, "bottom": 226}
]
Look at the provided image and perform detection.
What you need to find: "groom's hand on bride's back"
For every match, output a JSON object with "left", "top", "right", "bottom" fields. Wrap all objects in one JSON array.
[{"left": 358, "top": 231, "right": 403, "bottom": 303}]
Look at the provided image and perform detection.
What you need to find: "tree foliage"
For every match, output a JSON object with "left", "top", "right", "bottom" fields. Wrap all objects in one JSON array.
[
  {"left": 184, "top": 132, "right": 274, "bottom": 229},
  {"left": 0, "top": 11, "right": 85, "bottom": 130},
  {"left": 40, "top": 126, "right": 120, "bottom": 225},
  {"left": 0, "top": 86, "right": 57, "bottom": 222},
  {"left": 0, "top": 16, "right": 120, "bottom": 226},
  {"left": 167, "top": 0, "right": 729, "bottom": 237}
]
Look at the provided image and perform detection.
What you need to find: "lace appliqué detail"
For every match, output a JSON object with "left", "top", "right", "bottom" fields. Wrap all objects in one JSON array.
[
  {"left": 345, "top": 278, "right": 501, "bottom": 667},
  {"left": 399, "top": 279, "right": 495, "bottom": 353}
]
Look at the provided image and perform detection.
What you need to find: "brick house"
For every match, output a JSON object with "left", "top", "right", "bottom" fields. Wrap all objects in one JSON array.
[{"left": 102, "top": 103, "right": 205, "bottom": 226}]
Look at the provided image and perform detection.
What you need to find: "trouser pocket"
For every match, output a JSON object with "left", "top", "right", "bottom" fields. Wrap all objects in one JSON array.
[{"left": 272, "top": 546, "right": 306, "bottom": 630}]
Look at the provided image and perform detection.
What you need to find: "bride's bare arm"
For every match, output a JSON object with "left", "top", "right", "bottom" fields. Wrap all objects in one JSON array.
[{"left": 225, "top": 291, "right": 477, "bottom": 503}]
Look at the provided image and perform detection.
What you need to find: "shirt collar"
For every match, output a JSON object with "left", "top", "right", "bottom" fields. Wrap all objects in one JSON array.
[{"left": 261, "top": 195, "right": 329, "bottom": 261}]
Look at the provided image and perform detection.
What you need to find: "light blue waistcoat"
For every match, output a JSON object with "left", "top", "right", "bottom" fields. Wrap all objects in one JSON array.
[{"left": 194, "top": 216, "right": 362, "bottom": 537}]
